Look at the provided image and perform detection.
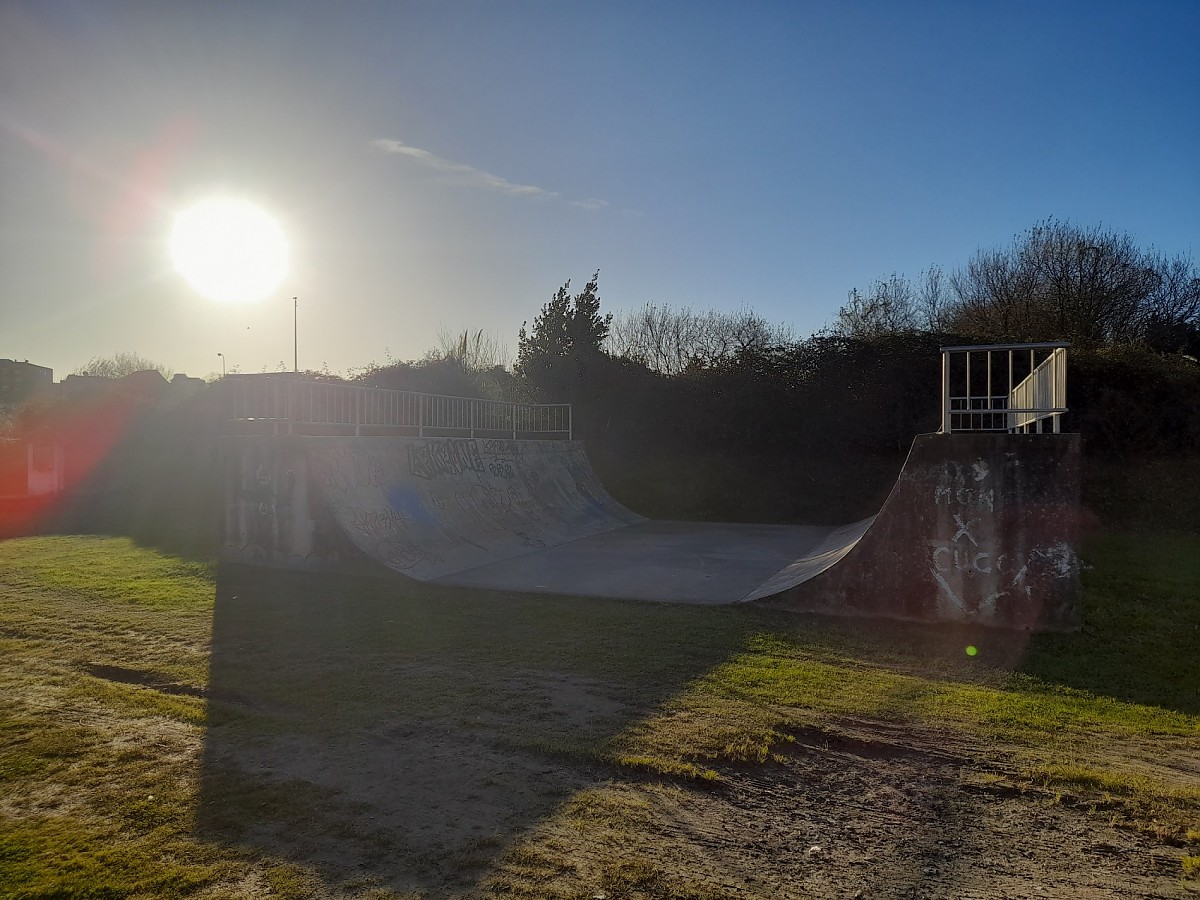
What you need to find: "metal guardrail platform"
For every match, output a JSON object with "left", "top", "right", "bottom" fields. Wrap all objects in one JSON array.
[
  {"left": 940, "top": 342, "right": 1069, "bottom": 434},
  {"left": 223, "top": 375, "right": 572, "bottom": 439}
]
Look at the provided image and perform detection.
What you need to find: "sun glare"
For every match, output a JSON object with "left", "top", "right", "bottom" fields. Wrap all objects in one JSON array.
[{"left": 169, "top": 197, "right": 288, "bottom": 303}]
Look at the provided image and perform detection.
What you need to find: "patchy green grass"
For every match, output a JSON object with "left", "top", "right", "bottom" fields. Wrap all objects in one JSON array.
[
  {"left": 0, "top": 535, "right": 214, "bottom": 609},
  {"left": 2, "top": 531, "right": 1198, "bottom": 897},
  {"left": 1022, "top": 531, "right": 1200, "bottom": 714},
  {"left": 1183, "top": 854, "right": 1200, "bottom": 879},
  {"left": 602, "top": 532, "right": 1200, "bottom": 843}
]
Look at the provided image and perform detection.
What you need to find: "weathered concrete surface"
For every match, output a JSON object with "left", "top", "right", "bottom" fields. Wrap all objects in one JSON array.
[
  {"left": 771, "top": 433, "right": 1082, "bottom": 630},
  {"left": 223, "top": 436, "right": 644, "bottom": 576},
  {"left": 222, "top": 432, "right": 1081, "bottom": 629},
  {"left": 223, "top": 436, "right": 363, "bottom": 569},
  {"left": 439, "top": 520, "right": 869, "bottom": 604}
]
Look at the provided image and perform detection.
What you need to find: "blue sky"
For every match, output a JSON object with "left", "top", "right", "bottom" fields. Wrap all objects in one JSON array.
[{"left": 2, "top": 1, "right": 1197, "bottom": 379}]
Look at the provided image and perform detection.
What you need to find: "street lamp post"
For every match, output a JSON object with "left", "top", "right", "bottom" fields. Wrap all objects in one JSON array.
[
  {"left": 293, "top": 296, "right": 298, "bottom": 374},
  {"left": 217, "top": 352, "right": 225, "bottom": 377}
]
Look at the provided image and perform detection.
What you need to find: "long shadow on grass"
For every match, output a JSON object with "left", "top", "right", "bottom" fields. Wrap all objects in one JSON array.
[
  {"left": 1020, "top": 532, "right": 1200, "bottom": 716},
  {"left": 195, "top": 564, "right": 775, "bottom": 895}
]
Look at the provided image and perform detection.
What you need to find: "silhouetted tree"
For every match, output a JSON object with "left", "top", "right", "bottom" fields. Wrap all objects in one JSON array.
[
  {"left": 835, "top": 273, "right": 919, "bottom": 338},
  {"left": 947, "top": 219, "right": 1179, "bottom": 346},
  {"left": 608, "top": 303, "right": 793, "bottom": 374},
  {"left": 73, "top": 351, "right": 172, "bottom": 379},
  {"left": 516, "top": 272, "right": 611, "bottom": 397}
]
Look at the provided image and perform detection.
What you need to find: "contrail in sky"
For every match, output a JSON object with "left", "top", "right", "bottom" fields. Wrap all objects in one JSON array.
[{"left": 371, "top": 138, "right": 560, "bottom": 200}]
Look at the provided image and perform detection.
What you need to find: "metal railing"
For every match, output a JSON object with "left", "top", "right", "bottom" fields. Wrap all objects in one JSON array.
[
  {"left": 940, "top": 342, "right": 1069, "bottom": 434},
  {"left": 225, "top": 375, "right": 572, "bottom": 439}
]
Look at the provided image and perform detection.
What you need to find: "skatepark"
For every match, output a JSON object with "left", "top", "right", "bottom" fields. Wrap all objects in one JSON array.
[{"left": 223, "top": 342, "right": 1080, "bottom": 631}]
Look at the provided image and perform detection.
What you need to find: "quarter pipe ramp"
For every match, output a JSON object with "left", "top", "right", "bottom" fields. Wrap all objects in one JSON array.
[{"left": 223, "top": 433, "right": 1080, "bottom": 629}]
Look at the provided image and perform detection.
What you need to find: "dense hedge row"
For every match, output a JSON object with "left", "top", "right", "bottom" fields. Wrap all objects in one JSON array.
[{"left": 7, "top": 335, "right": 1197, "bottom": 551}]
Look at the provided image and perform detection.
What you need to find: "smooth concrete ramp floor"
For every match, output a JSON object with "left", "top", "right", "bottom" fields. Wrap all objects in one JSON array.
[{"left": 436, "top": 519, "right": 873, "bottom": 604}]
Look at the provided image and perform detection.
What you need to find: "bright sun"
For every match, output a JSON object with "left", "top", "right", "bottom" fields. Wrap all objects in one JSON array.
[{"left": 169, "top": 197, "right": 288, "bottom": 303}]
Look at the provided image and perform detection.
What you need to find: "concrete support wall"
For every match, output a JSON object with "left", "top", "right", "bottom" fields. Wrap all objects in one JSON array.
[
  {"left": 223, "top": 436, "right": 361, "bottom": 569},
  {"left": 787, "top": 433, "right": 1081, "bottom": 630}
]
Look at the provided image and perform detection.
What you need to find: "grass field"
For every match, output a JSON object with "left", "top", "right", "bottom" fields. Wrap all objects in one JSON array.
[{"left": 1, "top": 532, "right": 1198, "bottom": 898}]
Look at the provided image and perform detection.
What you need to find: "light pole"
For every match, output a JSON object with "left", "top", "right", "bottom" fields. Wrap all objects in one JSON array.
[
  {"left": 217, "top": 352, "right": 225, "bottom": 377},
  {"left": 293, "top": 296, "right": 298, "bottom": 374}
]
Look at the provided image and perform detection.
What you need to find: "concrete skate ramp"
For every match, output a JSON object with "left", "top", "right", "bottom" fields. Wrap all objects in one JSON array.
[
  {"left": 310, "top": 437, "right": 647, "bottom": 579},
  {"left": 224, "top": 436, "right": 644, "bottom": 579},
  {"left": 223, "top": 432, "right": 1080, "bottom": 628},
  {"left": 223, "top": 435, "right": 872, "bottom": 602},
  {"left": 775, "top": 432, "right": 1082, "bottom": 630}
]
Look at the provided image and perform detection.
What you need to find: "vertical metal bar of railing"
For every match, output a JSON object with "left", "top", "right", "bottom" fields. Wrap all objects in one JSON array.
[
  {"left": 941, "top": 350, "right": 949, "bottom": 434},
  {"left": 1053, "top": 348, "right": 1063, "bottom": 433},
  {"left": 986, "top": 350, "right": 992, "bottom": 429},
  {"left": 228, "top": 379, "right": 575, "bottom": 440},
  {"left": 1029, "top": 348, "right": 1035, "bottom": 434},
  {"left": 1007, "top": 349, "right": 1014, "bottom": 433},
  {"left": 965, "top": 350, "right": 972, "bottom": 432}
]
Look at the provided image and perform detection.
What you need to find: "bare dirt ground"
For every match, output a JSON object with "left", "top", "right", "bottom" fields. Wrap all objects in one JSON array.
[
  {"left": 586, "top": 721, "right": 1189, "bottom": 900},
  {"left": 198, "top": 666, "right": 1195, "bottom": 899}
]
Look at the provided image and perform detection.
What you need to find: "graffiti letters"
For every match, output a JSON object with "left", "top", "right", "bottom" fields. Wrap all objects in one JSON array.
[
  {"left": 350, "top": 507, "right": 408, "bottom": 539},
  {"left": 488, "top": 460, "right": 515, "bottom": 479},
  {"left": 483, "top": 439, "right": 522, "bottom": 455},
  {"left": 933, "top": 460, "right": 994, "bottom": 512},
  {"left": 379, "top": 541, "right": 444, "bottom": 572},
  {"left": 952, "top": 514, "right": 978, "bottom": 546},
  {"left": 408, "top": 440, "right": 484, "bottom": 480},
  {"left": 313, "top": 450, "right": 385, "bottom": 492}
]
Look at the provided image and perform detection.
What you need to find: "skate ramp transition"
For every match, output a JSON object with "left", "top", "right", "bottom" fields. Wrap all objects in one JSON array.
[{"left": 224, "top": 432, "right": 1081, "bottom": 629}]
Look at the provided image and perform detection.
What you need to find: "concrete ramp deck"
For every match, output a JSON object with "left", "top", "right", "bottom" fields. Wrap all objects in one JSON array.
[{"left": 223, "top": 432, "right": 1081, "bottom": 628}]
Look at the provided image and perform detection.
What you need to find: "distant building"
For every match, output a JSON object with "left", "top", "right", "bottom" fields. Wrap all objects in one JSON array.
[
  {"left": 59, "top": 373, "right": 111, "bottom": 397},
  {"left": 60, "top": 370, "right": 207, "bottom": 397},
  {"left": 0, "top": 359, "right": 53, "bottom": 407},
  {"left": 170, "top": 373, "right": 207, "bottom": 391}
]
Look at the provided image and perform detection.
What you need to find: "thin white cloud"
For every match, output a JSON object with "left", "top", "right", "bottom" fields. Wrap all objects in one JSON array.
[
  {"left": 570, "top": 198, "right": 609, "bottom": 211},
  {"left": 371, "top": 138, "right": 559, "bottom": 200}
]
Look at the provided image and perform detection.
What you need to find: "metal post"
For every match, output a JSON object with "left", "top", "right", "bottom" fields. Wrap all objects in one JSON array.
[
  {"left": 965, "top": 350, "right": 972, "bottom": 431},
  {"left": 1007, "top": 349, "right": 1013, "bottom": 433},
  {"left": 293, "top": 297, "right": 298, "bottom": 374},
  {"left": 941, "top": 350, "right": 950, "bottom": 434},
  {"left": 1053, "top": 348, "right": 1063, "bottom": 433}
]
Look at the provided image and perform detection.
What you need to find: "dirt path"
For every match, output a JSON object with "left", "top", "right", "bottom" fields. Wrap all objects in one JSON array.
[
  {"left": 199, "top": 669, "right": 1194, "bottom": 898},
  {"left": 487, "top": 716, "right": 1192, "bottom": 899}
]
